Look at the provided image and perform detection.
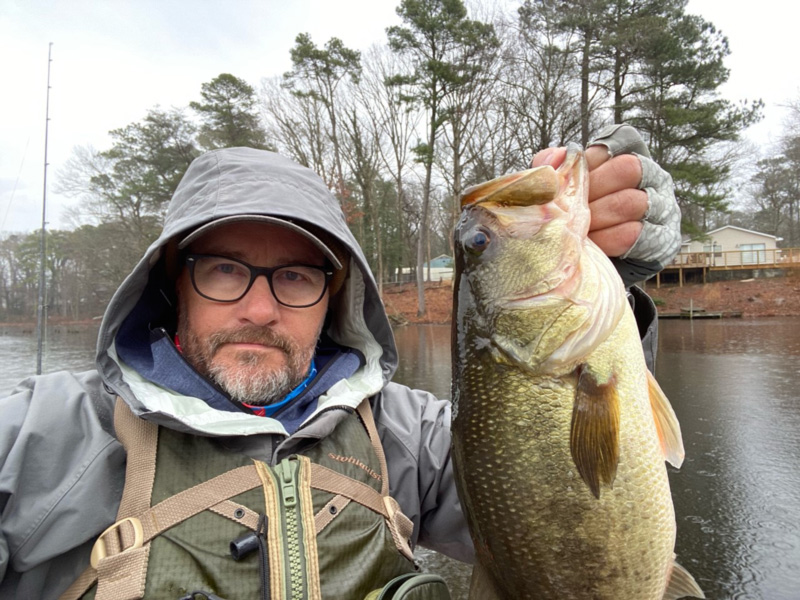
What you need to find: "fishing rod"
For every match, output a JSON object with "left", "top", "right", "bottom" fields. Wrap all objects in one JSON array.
[{"left": 36, "top": 42, "right": 52, "bottom": 375}]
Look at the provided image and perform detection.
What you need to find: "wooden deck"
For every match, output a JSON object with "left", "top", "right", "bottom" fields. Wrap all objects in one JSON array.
[{"left": 654, "top": 247, "right": 800, "bottom": 287}]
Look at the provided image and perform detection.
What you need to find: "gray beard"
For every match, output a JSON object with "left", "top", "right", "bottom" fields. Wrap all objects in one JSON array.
[
  {"left": 206, "top": 348, "right": 296, "bottom": 406},
  {"left": 178, "top": 320, "right": 317, "bottom": 406}
]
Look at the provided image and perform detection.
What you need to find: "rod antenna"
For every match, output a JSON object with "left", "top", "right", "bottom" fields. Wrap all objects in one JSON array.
[{"left": 36, "top": 42, "right": 53, "bottom": 375}]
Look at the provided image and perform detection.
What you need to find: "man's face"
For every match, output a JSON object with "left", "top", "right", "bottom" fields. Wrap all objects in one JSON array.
[{"left": 176, "top": 221, "right": 330, "bottom": 405}]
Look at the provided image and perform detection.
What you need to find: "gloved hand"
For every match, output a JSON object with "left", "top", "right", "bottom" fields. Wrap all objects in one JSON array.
[{"left": 532, "top": 124, "right": 682, "bottom": 287}]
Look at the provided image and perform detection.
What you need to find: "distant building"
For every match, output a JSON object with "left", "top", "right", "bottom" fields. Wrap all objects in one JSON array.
[
  {"left": 682, "top": 226, "right": 782, "bottom": 267},
  {"left": 398, "top": 254, "right": 454, "bottom": 283}
]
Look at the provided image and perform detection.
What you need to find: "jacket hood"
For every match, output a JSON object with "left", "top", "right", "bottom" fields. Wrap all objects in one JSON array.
[{"left": 95, "top": 147, "right": 398, "bottom": 435}]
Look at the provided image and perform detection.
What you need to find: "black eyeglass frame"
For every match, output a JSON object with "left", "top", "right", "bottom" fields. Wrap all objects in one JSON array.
[{"left": 184, "top": 253, "right": 333, "bottom": 308}]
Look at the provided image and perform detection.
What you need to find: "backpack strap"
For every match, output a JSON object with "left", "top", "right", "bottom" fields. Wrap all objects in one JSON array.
[
  {"left": 59, "top": 397, "right": 157, "bottom": 600},
  {"left": 59, "top": 399, "right": 262, "bottom": 600},
  {"left": 356, "top": 398, "right": 390, "bottom": 497},
  {"left": 310, "top": 398, "right": 414, "bottom": 561}
]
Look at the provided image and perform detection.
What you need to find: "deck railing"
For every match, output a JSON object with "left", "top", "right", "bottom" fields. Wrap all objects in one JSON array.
[{"left": 665, "top": 247, "right": 800, "bottom": 270}]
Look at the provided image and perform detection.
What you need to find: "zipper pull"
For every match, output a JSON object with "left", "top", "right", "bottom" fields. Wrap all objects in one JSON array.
[{"left": 276, "top": 459, "right": 298, "bottom": 509}]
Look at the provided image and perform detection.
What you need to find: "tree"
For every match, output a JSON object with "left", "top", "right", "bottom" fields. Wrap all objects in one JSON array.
[
  {"left": 387, "top": 0, "right": 497, "bottom": 315},
  {"left": 57, "top": 107, "right": 199, "bottom": 276},
  {"left": 261, "top": 76, "right": 333, "bottom": 181},
  {"left": 542, "top": 0, "right": 615, "bottom": 145},
  {"left": 749, "top": 156, "right": 797, "bottom": 240},
  {"left": 283, "top": 34, "right": 362, "bottom": 198},
  {"left": 190, "top": 73, "right": 272, "bottom": 150},
  {"left": 0, "top": 234, "right": 36, "bottom": 319},
  {"left": 500, "top": 1, "right": 582, "bottom": 153},
  {"left": 438, "top": 3, "right": 501, "bottom": 234},
  {"left": 357, "top": 47, "right": 422, "bottom": 284},
  {"left": 626, "top": 10, "right": 762, "bottom": 233}
]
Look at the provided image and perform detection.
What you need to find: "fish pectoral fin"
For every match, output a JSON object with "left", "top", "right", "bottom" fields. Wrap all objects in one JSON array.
[
  {"left": 662, "top": 560, "right": 705, "bottom": 599},
  {"left": 570, "top": 364, "right": 620, "bottom": 499},
  {"left": 647, "top": 371, "right": 686, "bottom": 468},
  {"left": 468, "top": 561, "right": 506, "bottom": 600}
]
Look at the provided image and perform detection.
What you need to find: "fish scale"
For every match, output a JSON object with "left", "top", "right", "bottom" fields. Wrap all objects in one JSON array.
[{"left": 451, "top": 146, "right": 704, "bottom": 599}]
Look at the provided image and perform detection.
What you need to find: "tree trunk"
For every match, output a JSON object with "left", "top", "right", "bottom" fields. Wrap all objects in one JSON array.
[{"left": 580, "top": 28, "right": 592, "bottom": 147}]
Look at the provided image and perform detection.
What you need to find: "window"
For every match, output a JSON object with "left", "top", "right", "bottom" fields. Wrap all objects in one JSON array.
[{"left": 740, "top": 243, "right": 766, "bottom": 265}]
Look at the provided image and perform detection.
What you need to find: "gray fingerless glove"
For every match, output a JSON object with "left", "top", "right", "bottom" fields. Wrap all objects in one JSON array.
[{"left": 589, "top": 124, "right": 682, "bottom": 287}]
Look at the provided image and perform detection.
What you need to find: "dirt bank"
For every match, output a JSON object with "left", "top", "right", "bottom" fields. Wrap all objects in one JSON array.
[
  {"left": 3, "top": 274, "right": 797, "bottom": 331},
  {"left": 381, "top": 273, "right": 800, "bottom": 325}
]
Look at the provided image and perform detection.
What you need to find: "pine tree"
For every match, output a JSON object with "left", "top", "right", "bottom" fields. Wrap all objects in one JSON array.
[
  {"left": 387, "top": 0, "right": 497, "bottom": 315},
  {"left": 627, "top": 10, "right": 762, "bottom": 232},
  {"left": 190, "top": 73, "right": 272, "bottom": 150}
]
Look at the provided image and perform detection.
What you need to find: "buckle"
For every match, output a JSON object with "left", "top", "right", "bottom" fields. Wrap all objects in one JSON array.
[{"left": 90, "top": 517, "right": 144, "bottom": 568}]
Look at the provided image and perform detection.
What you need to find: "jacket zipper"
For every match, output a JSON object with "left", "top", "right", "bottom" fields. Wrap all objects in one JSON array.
[{"left": 275, "top": 458, "right": 306, "bottom": 599}]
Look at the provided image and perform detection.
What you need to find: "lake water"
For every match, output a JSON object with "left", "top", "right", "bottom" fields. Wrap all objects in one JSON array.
[
  {"left": 393, "top": 318, "right": 800, "bottom": 600},
  {"left": 2, "top": 318, "right": 799, "bottom": 599}
]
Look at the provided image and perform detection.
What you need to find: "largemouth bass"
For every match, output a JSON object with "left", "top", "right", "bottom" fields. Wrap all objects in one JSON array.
[{"left": 451, "top": 146, "right": 704, "bottom": 599}]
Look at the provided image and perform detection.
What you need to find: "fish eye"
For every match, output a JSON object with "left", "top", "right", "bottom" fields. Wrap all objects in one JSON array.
[{"left": 465, "top": 228, "right": 491, "bottom": 254}]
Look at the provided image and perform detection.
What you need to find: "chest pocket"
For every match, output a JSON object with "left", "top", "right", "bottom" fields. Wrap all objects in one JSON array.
[{"left": 59, "top": 399, "right": 423, "bottom": 600}]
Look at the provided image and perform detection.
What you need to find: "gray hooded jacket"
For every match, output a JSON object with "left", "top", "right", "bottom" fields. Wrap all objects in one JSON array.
[
  {"left": 0, "top": 148, "right": 658, "bottom": 599},
  {"left": 0, "top": 149, "right": 471, "bottom": 599}
]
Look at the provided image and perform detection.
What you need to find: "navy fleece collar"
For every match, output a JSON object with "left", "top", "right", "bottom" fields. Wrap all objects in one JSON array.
[{"left": 116, "top": 321, "right": 364, "bottom": 434}]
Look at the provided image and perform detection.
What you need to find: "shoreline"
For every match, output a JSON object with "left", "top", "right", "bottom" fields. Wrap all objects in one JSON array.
[
  {"left": 381, "top": 275, "right": 800, "bottom": 325},
  {"left": 2, "top": 275, "right": 798, "bottom": 331}
]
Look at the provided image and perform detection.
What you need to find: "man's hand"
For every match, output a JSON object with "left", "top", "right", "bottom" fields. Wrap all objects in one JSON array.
[{"left": 531, "top": 124, "right": 681, "bottom": 287}]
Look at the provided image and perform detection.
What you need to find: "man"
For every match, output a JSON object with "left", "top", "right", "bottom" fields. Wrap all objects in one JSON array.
[{"left": 0, "top": 126, "right": 680, "bottom": 599}]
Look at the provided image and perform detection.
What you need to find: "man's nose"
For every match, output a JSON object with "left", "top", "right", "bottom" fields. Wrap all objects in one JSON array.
[{"left": 236, "top": 274, "right": 280, "bottom": 325}]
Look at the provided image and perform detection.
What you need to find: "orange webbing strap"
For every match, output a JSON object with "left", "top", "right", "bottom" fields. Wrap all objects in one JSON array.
[
  {"left": 134, "top": 465, "right": 263, "bottom": 543},
  {"left": 356, "top": 398, "right": 390, "bottom": 497},
  {"left": 114, "top": 398, "right": 159, "bottom": 536},
  {"left": 59, "top": 400, "right": 263, "bottom": 600},
  {"left": 59, "top": 398, "right": 158, "bottom": 600},
  {"left": 354, "top": 398, "right": 415, "bottom": 560},
  {"left": 309, "top": 462, "right": 414, "bottom": 561},
  {"left": 313, "top": 495, "right": 352, "bottom": 534}
]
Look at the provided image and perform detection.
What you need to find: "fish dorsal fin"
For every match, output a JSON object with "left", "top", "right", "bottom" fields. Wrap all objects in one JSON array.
[
  {"left": 570, "top": 364, "right": 620, "bottom": 499},
  {"left": 662, "top": 560, "right": 705, "bottom": 599},
  {"left": 647, "top": 371, "right": 685, "bottom": 468}
]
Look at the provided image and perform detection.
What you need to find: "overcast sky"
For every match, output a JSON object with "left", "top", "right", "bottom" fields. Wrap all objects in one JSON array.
[{"left": 1, "top": 0, "right": 797, "bottom": 234}]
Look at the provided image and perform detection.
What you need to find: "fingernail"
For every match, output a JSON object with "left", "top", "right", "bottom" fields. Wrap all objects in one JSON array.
[{"left": 540, "top": 149, "right": 556, "bottom": 166}]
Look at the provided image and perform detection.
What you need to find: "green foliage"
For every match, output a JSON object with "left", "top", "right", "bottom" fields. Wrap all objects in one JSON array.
[
  {"left": 190, "top": 73, "right": 272, "bottom": 150},
  {"left": 99, "top": 107, "right": 199, "bottom": 218},
  {"left": 283, "top": 34, "right": 362, "bottom": 196},
  {"left": 285, "top": 33, "right": 362, "bottom": 98},
  {"left": 749, "top": 153, "right": 800, "bottom": 246},
  {"left": 387, "top": 0, "right": 499, "bottom": 120},
  {"left": 616, "top": 7, "right": 762, "bottom": 232},
  {"left": 31, "top": 5, "right": 767, "bottom": 321}
]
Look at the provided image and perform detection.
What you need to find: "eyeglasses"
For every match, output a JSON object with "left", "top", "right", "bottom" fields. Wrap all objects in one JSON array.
[{"left": 185, "top": 254, "right": 333, "bottom": 308}]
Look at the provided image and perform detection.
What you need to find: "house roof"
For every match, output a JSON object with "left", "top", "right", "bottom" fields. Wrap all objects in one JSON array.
[
  {"left": 424, "top": 255, "right": 453, "bottom": 269},
  {"left": 705, "top": 225, "right": 780, "bottom": 240}
]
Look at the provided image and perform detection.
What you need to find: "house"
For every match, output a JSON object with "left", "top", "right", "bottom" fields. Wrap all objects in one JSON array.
[
  {"left": 421, "top": 254, "right": 454, "bottom": 282},
  {"left": 682, "top": 226, "right": 782, "bottom": 267},
  {"left": 398, "top": 254, "right": 454, "bottom": 283}
]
